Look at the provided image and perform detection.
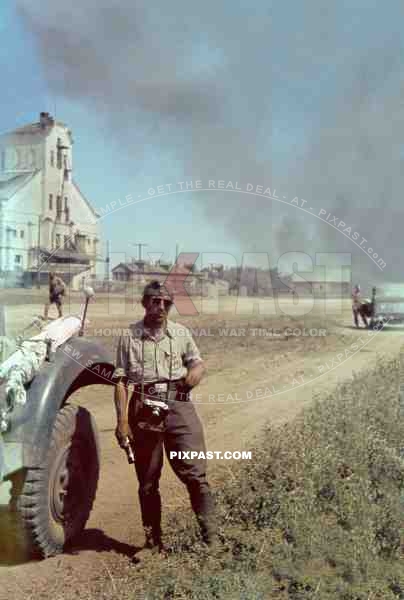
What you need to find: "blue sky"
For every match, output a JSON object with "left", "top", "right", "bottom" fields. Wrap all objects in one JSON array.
[
  {"left": 0, "top": 1, "right": 245, "bottom": 267},
  {"left": 1, "top": 0, "right": 404, "bottom": 278}
]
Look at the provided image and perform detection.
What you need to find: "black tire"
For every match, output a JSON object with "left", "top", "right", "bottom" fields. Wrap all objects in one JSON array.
[{"left": 7, "top": 404, "right": 100, "bottom": 560}]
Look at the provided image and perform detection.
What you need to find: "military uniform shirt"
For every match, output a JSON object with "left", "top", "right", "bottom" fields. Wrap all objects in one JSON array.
[{"left": 112, "top": 319, "right": 202, "bottom": 383}]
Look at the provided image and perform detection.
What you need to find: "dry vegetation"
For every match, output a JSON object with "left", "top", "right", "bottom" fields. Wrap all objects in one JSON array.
[
  {"left": 60, "top": 356, "right": 404, "bottom": 600},
  {"left": 2, "top": 290, "right": 404, "bottom": 599}
]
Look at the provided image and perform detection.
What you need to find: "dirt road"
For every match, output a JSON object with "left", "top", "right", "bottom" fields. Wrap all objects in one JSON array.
[{"left": 0, "top": 294, "right": 403, "bottom": 599}]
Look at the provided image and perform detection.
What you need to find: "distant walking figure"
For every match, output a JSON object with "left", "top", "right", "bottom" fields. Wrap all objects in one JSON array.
[
  {"left": 44, "top": 272, "right": 66, "bottom": 320},
  {"left": 352, "top": 284, "right": 368, "bottom": 328}
]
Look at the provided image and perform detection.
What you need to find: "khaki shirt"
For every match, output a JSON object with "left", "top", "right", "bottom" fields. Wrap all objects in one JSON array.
[{"left": 112, "top": 319, "right": 202, "bottom": 383}]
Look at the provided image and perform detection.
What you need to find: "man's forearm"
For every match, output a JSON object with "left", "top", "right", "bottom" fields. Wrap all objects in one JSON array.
[
  {"left": 114, "top": 379, "right": 129, "bottom": 424},
  {"left": 184, "top": 361, "right": 205, "bottom": 388}
]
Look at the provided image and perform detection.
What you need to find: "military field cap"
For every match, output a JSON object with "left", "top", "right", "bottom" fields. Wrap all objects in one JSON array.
[{"left": 142, "top": 280, "right": 173, "bottom": 301}]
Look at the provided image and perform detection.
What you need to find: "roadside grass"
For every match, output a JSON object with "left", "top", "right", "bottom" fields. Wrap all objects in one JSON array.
[{"left": 119, "top": 356, "right": 404, "bottom": 599}]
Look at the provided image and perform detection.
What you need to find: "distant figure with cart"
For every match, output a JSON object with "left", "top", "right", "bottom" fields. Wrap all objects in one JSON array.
[
  {"left": 44, "top": 272, "right": 66, "bottom": 320},
  {"left": 352, "top": 284, "right": 368, "bottom": 328}
]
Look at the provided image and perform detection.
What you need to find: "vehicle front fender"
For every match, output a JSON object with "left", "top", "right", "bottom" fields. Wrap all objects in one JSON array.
[{"left": 3, "top": 336, "right": 115, "bottom": 468}]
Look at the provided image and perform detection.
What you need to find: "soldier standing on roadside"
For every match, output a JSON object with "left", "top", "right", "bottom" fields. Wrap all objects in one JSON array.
[
  {"left": 44, "top": 272, "right": 66, "bottom": 320},
  {"left": 112, "top": 280, "right": 217, "bottom": 555}
]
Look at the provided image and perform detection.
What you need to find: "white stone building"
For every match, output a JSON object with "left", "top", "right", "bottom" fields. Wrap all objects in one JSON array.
[{"left": 0, "top": 112, "right": 100, "bottom": 288}]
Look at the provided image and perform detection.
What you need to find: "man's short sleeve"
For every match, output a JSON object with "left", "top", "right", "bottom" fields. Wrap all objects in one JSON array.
[
  {"left": 181, "top": 328, "right": 202, "bottom": 368},
  {"left": 112, "top": 335, "right": 128, "bottom": 379}
]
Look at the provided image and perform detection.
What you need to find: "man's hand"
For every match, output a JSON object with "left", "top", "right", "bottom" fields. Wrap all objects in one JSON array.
[
  {"left": 114, "top": 378, "right": 130, "bottom": 447},
  {"left": 184, "top": 361, "right": 205, "bottom": 388},
  {"left": 115, "top": 420, "right": 132, "bottom": 448}
]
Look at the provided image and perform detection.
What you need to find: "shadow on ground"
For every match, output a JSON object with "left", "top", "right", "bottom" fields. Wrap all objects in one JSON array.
[
  {"left": 65, "top": 528, "right": 139, "bottom": 558},
  {"left": 0, "top": 528, "right": 139, "bottom": 566}
]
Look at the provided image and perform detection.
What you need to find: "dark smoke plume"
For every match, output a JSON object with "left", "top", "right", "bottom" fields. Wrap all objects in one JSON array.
[{"left": 16, "top": 0, "right": 404, "bottom": 283}]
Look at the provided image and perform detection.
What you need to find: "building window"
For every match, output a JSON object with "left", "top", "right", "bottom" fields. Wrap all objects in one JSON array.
[
  {"left": 65, "top": 208, "right": 70, "bottom": 223},
  {"left": 56, "top": 138, "right": 62, "bottom": 169},
  {"left": 56, "top": 195, "right": 62, "bottom": 220},
  {"left": 50, "top": 150, "right": 55, "bottom": 167},
  {"left": 56, "top": 234, "right": 61, "bottom": 247},
  {"left": 20, "top": 230, "right": 24, "bottom": 239},
  {"left": 15, "top": 255, "right": 21, "bottom": 264},
  {"left": 49, "top": 194, "right": 53, "bottom": 210},
  {"left": 64, "top": 196, "right": 68, "bottom": 210}
]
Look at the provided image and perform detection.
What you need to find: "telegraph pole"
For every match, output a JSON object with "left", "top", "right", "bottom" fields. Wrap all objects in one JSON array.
[
  {"left": 130, "top": 242, "right": 148, "bottom": 261},
  {"left": 175, "top": 242, "right": 183, "bottom": 265},
  {"left": 104, "top": 240, "right": 110, "bottom": 281}
]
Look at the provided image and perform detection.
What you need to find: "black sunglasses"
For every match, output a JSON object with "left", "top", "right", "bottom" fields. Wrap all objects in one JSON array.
[{"left": 150, "top": 297, "right": 173, "bottom": 309}]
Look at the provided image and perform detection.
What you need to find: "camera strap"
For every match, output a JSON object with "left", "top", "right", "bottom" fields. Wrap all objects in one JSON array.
[
  {"left": 135, "top": 332, "right": 174, "bottom": 433},
  {"left": 140, "top": 331, "right": 173, "bottom": 403}
]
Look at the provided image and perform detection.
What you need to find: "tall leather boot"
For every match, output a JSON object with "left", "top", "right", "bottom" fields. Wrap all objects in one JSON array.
[
  {"left": 139, "top": 489, "right": 163, "bottom": 551},
  {"left": 190, "top": 487, "right": 217, "bottom": 545},
  {"left": 196, "top": 512, "right": 217, "bottom": 545}
]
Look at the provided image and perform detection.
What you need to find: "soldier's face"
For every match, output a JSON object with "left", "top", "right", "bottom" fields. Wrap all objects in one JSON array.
[{"left": 144, "top": 296, "right": 173, "bottom": 324}]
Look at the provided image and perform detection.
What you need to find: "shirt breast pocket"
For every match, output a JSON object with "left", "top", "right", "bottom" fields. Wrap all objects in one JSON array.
[
  {"left": 162, "top": 349, "right": 183, "bottom": 373},
  {"left": 127, "top": 341, "right": 144, "bottom": 377}
]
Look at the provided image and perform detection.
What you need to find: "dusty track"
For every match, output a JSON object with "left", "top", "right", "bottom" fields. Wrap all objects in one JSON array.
[{"left": 0, "top": 294, "right": 402, "bottom": 599}]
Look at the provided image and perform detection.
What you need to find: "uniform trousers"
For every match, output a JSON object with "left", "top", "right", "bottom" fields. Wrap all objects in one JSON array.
[{"left": 128, "top": 391, "right": 215, "bottom": 543}]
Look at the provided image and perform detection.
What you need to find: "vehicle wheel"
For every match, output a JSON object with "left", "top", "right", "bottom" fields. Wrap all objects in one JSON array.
[{"left": 11, "top": 404, "right": 100, "bottom": 559}]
